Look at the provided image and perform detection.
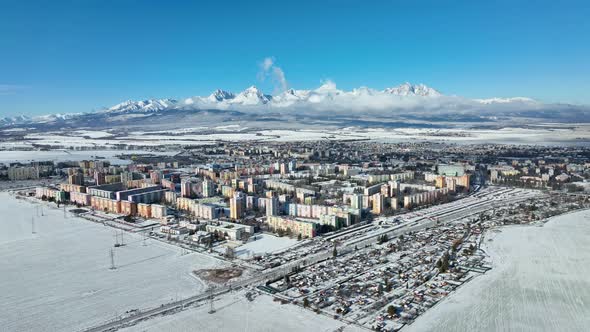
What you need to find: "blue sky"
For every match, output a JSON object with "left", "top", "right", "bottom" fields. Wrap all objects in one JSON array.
[{"left": 1, "top": 0, "right": 589, "bottom": 116}]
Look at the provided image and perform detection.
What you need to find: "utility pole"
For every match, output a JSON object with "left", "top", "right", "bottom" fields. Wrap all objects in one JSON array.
[
  {"left": 208, "top": 286, "right": 216, "bottom": 314},
  {"left": 31, "top": 216, "right": 36, "bottom": 234},
  {"left": 109, "top": 249, "right": 116, "bottom": 270}
]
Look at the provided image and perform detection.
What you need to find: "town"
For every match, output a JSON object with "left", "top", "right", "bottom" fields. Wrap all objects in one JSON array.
[{"left": 2, "top": 140, "right": 589, "bottom": 331}]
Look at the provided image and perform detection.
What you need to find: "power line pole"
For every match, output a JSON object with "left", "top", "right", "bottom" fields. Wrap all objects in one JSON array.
[
  {"left": 109, "top": 249, "right": 116, "bottom": 270},
  {"left": 208, "top": 286, "right": 216, "bottom": 314}
]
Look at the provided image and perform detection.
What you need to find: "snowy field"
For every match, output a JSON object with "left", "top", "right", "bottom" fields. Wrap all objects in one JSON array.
[
  {"left": 121, "top": 290, "right": 363, "bottom": 332},
  {"left": 234, "top": 234, "right": 299, "bottom": 258},
  {"left": 4, "top": 125, "right": 590, "bottom": 150},
  {"left": 0, "top": 192, "right": 225, "bottom": 332},
  {"left": 0, "top": 149, "right": 175, "bottom": 165},
  {"left": 405, "top": 209, "right": 590, "bottom": 332},
  {"left": 106, "top": 126, "right": 590, "bottom": 146}
]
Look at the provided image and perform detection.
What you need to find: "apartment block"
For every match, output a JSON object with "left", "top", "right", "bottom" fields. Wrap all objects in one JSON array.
[{"left": 267, "top": 215, "right": 317, "bottom": 238}]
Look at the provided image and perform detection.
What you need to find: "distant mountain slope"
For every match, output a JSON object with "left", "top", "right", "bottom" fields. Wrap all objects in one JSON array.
[{"left": 2, "top": 82, "right": 588, "bottom": 129}]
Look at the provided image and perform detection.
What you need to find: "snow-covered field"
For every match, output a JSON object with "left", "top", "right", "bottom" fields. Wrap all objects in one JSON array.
[
  {"left": 4, "top": 125, "right": 589, "bottom": 150},
  {"left": 121, "top": 290, "right": 363, "bottom": 332},
  {"left": 116, "top": 126, "right": 590, "bottom": 146},
  {"left": 0, "top": 149, "right": 175, "bottom": 165},
  {"left": 234, "top": 234, "right": 299, "bottom": 258},
  {"left": 405, "top": 209, "right": 590, "bottom": 332},
  {"left": 73, "top": 130, "right": 114, "bottom": 138},
  {"left": 0, "top": 192, "right": 225, "bottom": 332}
]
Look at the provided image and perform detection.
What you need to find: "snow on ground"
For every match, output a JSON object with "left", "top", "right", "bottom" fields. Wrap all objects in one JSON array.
[
  {"left": 405, "top": 209, "right": 590, "bottom": 332},
  {"left": 234, "top": 234, "right": 299, "bottom": 258},
  {"left": 73, "top": 130, "right": 114, "bottom": 138},
  {"left": 1, "top": 128, "right": 30, "bottom": 132},
  {"left": 5, "top": 125, "right": 590, "bottom": 149},
  {"left": 0, "top": 192, "right": 225, "bottom": 332},
  {"left": 0, "top": 149, "right": 175, "bottom": 165},
  {"left": 331, "top": 126, "right": 590, "bottom": 146},
  {"left": 119, "top": 132, "right": 264, "bottom": 142},
  {"left": 121, "top": 290, "right": 363, "bottom": 332}
]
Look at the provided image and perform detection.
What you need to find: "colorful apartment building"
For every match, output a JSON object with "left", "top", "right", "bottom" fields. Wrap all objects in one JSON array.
[{"left": 267, "top": 215, "right": 317, "bottom": 238}]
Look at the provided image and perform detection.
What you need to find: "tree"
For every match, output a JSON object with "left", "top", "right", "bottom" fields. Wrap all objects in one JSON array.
[
  {"left": 439, "top": 252, "right": 450, "bottom": 273},
  {"left": 387, "top": 305, "right": 396, "bottom": 317},
  {"left": 451, "top": 239, "right": 463, "bottom": 252},
  {"left": 303, "top": 297, "right": 309, "bottom": 308}
]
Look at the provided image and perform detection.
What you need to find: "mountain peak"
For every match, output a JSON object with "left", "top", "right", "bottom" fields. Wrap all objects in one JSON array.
[
  {"left": 209, "top": 89, "right": 235, "bottom": 102},
  {"left": 245, "top": 85, "right": 261, "bottom": 93},
  {"left": 106, "top": 98, "right": 175, "bottom": 113},
  {"left": 384, "top": 83, "right": 441, "bottom": 97},
  {"left": 232, "top": 86, "right": 271, "bottom": 105}
]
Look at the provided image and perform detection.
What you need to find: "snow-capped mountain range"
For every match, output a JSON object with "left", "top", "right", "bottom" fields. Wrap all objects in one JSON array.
[
  {"left": 1, "top": 82, "right": 586, "bottom": 128},
  {"left": 110, "top": 82, "right": 449, "bottom": 114}
]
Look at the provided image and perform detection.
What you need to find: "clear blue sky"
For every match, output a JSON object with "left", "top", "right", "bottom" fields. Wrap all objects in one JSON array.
[{"left": 1, "top": 0, "right": 589, "bottom": 116}]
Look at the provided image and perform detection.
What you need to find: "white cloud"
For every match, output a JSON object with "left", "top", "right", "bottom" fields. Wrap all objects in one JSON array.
[
  {"left": 178, "top": 80, "right": 587, "bottom": 122},
  {"left": 261, "top": 57, "right": 273, "bottom": 71},
  {"left": 258, "top": 57, "right": 289, "bottom": 92}
]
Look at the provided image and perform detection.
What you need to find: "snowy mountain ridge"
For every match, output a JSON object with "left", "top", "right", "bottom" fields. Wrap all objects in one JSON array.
[
  {"left": 106, "top": 82, "right": 451, "bottom": 114},
  {"left": 2, "top": 82, "right": 586, "bottom": 128}
]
